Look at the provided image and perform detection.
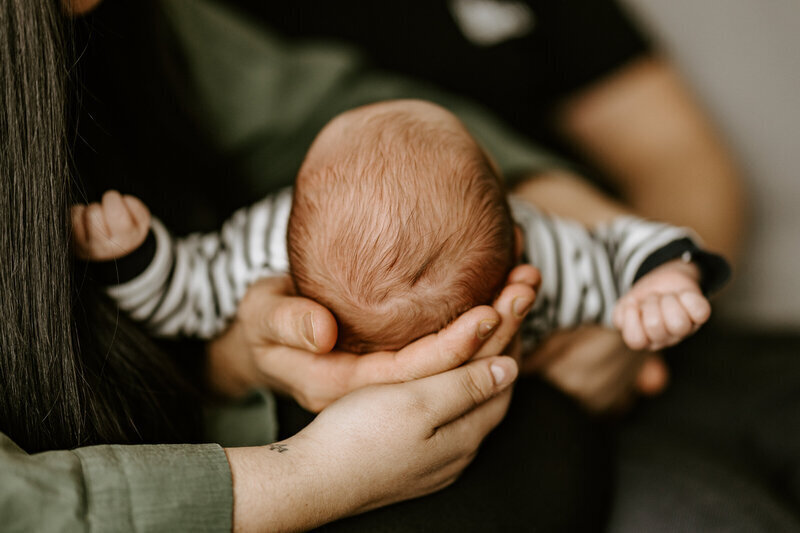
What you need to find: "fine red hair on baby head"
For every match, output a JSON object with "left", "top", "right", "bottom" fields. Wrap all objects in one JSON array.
[{"left": 287, "top": 100, "right": 515, "bottom": 353}]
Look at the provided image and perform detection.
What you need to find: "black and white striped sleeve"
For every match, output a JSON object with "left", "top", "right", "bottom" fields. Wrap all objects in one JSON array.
[
  {"left": 508, "top": 195, "right": 711, "bottom": 344},
  {"left": 106, "top": 188, "right": 294, "bottom": 339}
]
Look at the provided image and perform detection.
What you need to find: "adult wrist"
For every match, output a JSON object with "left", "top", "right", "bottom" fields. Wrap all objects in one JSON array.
[{"left": 226, "top": 439, "right": 356, "bottom": 533}]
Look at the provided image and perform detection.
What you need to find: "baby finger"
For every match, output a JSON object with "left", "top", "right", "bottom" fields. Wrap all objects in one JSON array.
[
  {"left": 102, "top": 190, "right": 135, "bottom": 236},
  {"left": 622, "top": 305, "right": 647, "bottom": 351},
  {"left": 660, "top": 293, "right": 692, "bottom": 338},
  {"left": 678, "top": 292, "right": 712, "bottom": 325},
  {"left": 641, "top": 296, "right": 668, "bottom": 347},
  {"left": 85, "top": 202, "right": 110, "bottom": 240}
]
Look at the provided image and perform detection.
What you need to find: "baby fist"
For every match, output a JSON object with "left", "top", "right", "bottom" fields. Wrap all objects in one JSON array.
[
  {"left": 613, "top": 259, "right": 711, "bottom": 351},
  {"left": 72, "top": 190, "right": 151, "bottom": 261}
]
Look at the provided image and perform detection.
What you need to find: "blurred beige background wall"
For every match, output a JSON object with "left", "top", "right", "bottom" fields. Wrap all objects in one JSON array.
[{"left": 621, "top": 0, "right": 800, "bottom": 329}]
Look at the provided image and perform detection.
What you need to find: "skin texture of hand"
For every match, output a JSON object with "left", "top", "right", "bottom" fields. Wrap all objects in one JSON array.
[
  {"left": 513, "top": 172, "right": 671, "bottom": 411},
  {"left": 522, "top": 325, "right": 668, "bottom": 412},
  {"left": 226, "top": 355, "right": 518, "bottom": 533},
  {"left": 614, "top": 259, "right": 710, "bottom": 351},
  {"left": 207, "top": 265, "right": 540, "bottom": 411},
  {"left": 71, "top": 190, "right": 151, "bottom": 261},
  {"left": 511, "top": 57, "right": 745, "bottom": 412}
]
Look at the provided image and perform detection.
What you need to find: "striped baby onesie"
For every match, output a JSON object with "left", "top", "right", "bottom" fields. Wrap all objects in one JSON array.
[{"left": 104, "top": 188, "right": 723, "bottom": 344}]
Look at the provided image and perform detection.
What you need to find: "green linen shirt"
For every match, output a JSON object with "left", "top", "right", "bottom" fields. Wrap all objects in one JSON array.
[
  {"left": 0, "top": 1, "right": 566, "bottom": 531},
  {"left": 160, "top": 0, "right": 565, "bottom": 197}
]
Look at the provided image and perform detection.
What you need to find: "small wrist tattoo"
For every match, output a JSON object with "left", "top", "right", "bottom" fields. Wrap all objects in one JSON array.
[{"left": 269, "top": 443, "right": 289, "bottom": 453}]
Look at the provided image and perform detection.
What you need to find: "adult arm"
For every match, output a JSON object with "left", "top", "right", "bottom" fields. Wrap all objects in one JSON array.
[
  {"left": 558, "top": 56, "right": 747, "bottom": 262},
  {"left": 0, "top": 432, "right": 231, "bottom": 532},
  {"left": 227, "top": 355, "right": 517, "bottom": 532},
  {"left": 509, "top": 194, "right": 724, "bottom": 339},
  {"left": 509, "top": 187, "right": 727, "bottom": 410},
  {"left": 207, "top": 265, "right": 539, "bottom": 411},
  {"left": 1, "top": 354, "right": 516, "bottom": 533},
  {"left": 513, "top": 172, "right": 669, "bottom": 410},
  {"left": 511, "top": 57, "right": 746, "bottom": 410},
  {"left": 161, "top": 0, "right": 566, "bottom": 198}
]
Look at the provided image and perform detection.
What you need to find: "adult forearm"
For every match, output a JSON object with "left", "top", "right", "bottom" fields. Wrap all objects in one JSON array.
[
  {"left": 559, "top": 56, "right": 747, "bottom": 263},
  {"left": 226, "top": 443, "right": 345, "bottom": 533},
  {"left": 617, "top": 158, "right": 745, "bottom": 262},
  {"left": 512, "top": 169, "right": 631, "bottom": 224},
  {"left": 225, "top": 355, "right": 519, "bottom": 532}
]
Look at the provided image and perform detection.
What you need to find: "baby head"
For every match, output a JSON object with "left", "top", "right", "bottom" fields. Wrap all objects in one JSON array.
[{"left": 287, "top": 100, "right": 516, "bottom": 353}]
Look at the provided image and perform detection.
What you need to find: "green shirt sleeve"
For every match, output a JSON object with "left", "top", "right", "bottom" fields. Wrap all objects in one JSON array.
[
  {"left": 1, "top": 432, "right": 232, "bottom": 532},
  {"left": 161, "top": 0, "right": 568, "bottom": 198}
]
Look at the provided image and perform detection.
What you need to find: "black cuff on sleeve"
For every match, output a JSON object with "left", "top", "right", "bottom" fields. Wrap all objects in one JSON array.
[
  {"left": 88, "top": 230, "right": 157, "bottom": 285},
  {"left": 634, "top": 237, "right": 732, "bottom": 295}
]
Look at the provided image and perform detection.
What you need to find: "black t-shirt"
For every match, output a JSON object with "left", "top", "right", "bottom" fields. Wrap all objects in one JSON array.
[
  {"left": 73, "top": 1, "right": 254, "bottom": 234},
  {"left": 74, "top": 1, "right": 649, "bottom": 222},
  {"left": 230, "top": 0, "right": 651, "bottom": 144}
]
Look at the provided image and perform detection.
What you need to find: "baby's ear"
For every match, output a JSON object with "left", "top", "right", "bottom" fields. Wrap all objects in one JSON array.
[{"left": 513, "top": 225, "right": 524, "bottom": 262}]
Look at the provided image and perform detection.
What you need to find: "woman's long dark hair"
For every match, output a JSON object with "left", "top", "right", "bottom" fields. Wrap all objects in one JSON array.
[{"left": 0, "top": 0, "right": 204, "bottom": 452}]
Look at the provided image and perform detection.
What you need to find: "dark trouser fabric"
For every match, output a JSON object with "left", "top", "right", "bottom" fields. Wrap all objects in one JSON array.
[
  {"left": 278, "top": 377, "right": 613, "bottom": 532},
  {"left": 610, "top": 327, "right": 800, "bottom": 532},
  {"left": 278, "top": 328, "right": 800, "bottom": 532}
]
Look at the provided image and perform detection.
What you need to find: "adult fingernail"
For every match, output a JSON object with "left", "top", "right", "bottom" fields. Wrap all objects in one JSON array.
[
  {"left": 477, "top": 319, "right": 498, "bottom": 340},
  {"left": 490, "top": 363, "right": 509, "bottom": 386},
  {"left": 302, "top": 312, "right": 317, "bottom": 349},
  {"left": 512, "top": 297, "right": 533, "bottom": 318}
]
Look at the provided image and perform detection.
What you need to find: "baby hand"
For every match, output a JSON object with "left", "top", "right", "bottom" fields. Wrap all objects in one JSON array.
[
  {"left": 612, "top": 259, "right": 711, "bottom": 351},
  {"left": 71, "top": 190, "right": 151, "bottom": 261}
]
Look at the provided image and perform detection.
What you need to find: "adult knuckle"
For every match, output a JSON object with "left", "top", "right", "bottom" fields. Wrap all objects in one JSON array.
[
  {"left": 435, "top": 338, "right": 463, "bottom": 369},
  {"left": 552, "top": 370, "right": 599, "bottom": 400},
  {"left": 305, "top": 397, "right": 326, "bottom": 413},
  {"left": 296, "top": 382, "right": 328, "bottom": 413},
  {"left": 460, "top": 367, "right": 491, "bottom": 407},
  {"left": 256, "top": 304, "right": 284, "bottom": 342},
  {"left": 403, "top": 391, "right": 434, "bottom": 422},
  {"left": 461, "top": 448, "right": 479, "bottom": 466},
  {"left": 326, "top": 370, "right": 353, "bottom": 399},
  {"left": 451, "top": 450, "right": 478, "bottom": 480},
  {"left": 430, "top": 474, "right": 459, "bottom": 496},
  {"left": 238, "top": 287, "right": 262, "bottom": 320}
]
